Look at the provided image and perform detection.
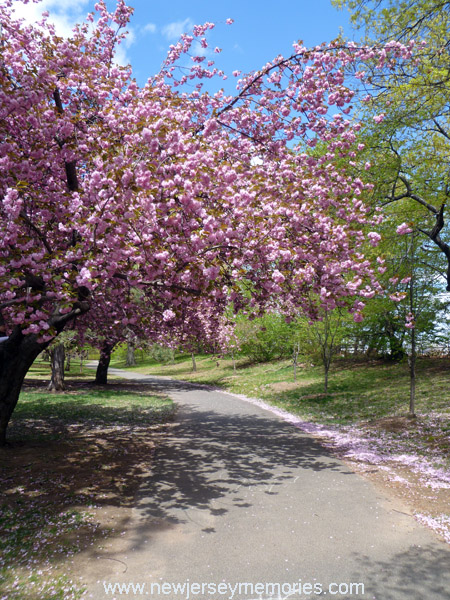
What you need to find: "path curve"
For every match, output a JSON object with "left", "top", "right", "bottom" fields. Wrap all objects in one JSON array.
[{"left": 80, "top": 369, "right": 450, "bottom": 600}]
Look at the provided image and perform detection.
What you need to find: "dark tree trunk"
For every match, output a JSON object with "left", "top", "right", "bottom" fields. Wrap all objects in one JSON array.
[
  {"left": 293, "top": 342, "right": 300, "bottom": 382},
  {"left": 324, "top": 366, "right": 329, "bottom": 393},
  {"left": 95, "top": 343, "right": 114, "bottom": 385},
  {"left": 125, "top": 341, "right": 136, "bottom": 367},
  {"left": 0, "top": 298, "right": 89, "bottom": 445},
  {"left": 409, "top": 329, "right": 416, "bottom": 417},
  {"left": 408, "top": 261, "right": 416, "bottom": 418},
  {"left": 65, "top": 351, "right": 71, "bottom": 372},
  {"left": 323, "top": 351, "right": 331, "bottom": 393},
  {"left": 0, "top": 328, "right": 49, "bottom": 446},
  {"left": 48, "top": 343, "right": 65, "bottom": 391},
  {"left": 79, "top": 350, "right": 85, "bottom": 374}
]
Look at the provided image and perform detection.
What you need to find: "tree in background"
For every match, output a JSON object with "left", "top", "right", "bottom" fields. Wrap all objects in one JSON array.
[
  {"left": 234, "top": 312, "right": 295, "bottom": 363},
  {"left": 333, "top": 0, "right": 450, "bottom": 294},
  {"left": 295, "top": 309, "right": 348, "bottom": 392}
]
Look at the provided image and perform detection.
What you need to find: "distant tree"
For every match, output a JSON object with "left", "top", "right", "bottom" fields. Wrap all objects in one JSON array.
[
  {"left": 295, "top": 309, "right": 348, "bottom": 392},
  {"left": 334, "top": 0, "right": 450, "bottom": 295},
  {"left": 235, "top": 313, "right": 295, "bottom": 363}
]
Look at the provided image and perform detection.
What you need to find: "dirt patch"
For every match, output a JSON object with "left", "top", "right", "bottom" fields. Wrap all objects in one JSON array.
[
  {"left": 365, "top": 415, "right": 418, "bottom": 433},
  {"left": 268, "top": 381, "right": 302, "bottom": 392}
]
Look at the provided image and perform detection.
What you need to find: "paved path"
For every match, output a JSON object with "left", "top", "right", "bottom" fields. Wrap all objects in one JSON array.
[{"left": 80, "top": 369, "right": 450, "bottom": 600}]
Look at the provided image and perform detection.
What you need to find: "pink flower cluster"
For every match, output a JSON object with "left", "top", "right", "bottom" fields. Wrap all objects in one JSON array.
[{"left": 0, "top": 0, "right": 416, "bottom": 353}]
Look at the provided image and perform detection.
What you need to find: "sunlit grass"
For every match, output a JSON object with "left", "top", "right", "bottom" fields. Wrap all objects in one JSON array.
[
  {"left": 26, "top": 357, "right": 99, "bottom": 382},
  {"left": 13, "top": 389, "right": 174, "bottom": 431},
  {"left": 112, "top": 354, "right": 450, "bottom": 424}
]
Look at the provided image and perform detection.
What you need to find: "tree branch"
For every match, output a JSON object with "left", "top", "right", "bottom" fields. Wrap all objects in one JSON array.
[
  {"left": 53, "top": 87, "right": 79, "bottom": 192},
  {"left": 19, "top": 210, "right": 52, "bottom": 254}
]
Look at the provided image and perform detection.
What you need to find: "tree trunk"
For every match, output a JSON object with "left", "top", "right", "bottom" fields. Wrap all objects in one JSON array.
[
  {"left": 65, "top": 351, "right": 71, "bottom": 372},
  {"left": 0, "top": 328, "right": 49, "bottom": 446},
  {"left": 409, "top": 330, "right": 416, "bottom": 417},
  {"left": 125, "top": 341, "right": 136, "bottom": 367},
  {"left": 95, "top": 343, "right": 114, "bottom": 385},
  {"left": 323, "top": 351, "right": 331, "bottom": 393},
  {"left": 191, "top": 352, "right": 197, "bottom": 373},
  {"left": 409, "top": 271, "right": 416, "bottom": 417},
  {"left": 48, "top": 343, "right": 65, "bottom": 391},
  {"left": 293, "top": 342, "right": 300, "bottom": 382}
]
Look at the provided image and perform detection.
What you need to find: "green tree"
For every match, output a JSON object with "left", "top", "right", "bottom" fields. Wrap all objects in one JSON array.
[
  {"left": 333, "top": 0, "right": 450, "bottom": 293},
  {"left": 235, "top": 313, "right": 295, "bottom": 363},
  {"left": 294, "top": 309, "right": 349, "bottom": 392}
]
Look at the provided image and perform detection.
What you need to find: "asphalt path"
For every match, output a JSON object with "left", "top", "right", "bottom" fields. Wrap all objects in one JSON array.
[{"left": 80, "top": 369, "right": 450, "bottom": 600}]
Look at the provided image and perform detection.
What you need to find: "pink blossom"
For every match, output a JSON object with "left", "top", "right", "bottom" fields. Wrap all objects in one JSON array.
[
  {"left": 367, "top": 231, "right": 381, "bottom": 246},
  {"left": 0, "top": 0, "right": 418, "bottom": 416},
  {"left": 76, "top": 267, "right": 92, "bottom": 287},
  {"left": 390, "top": 292, "right": 407, "bottom": 302},
  {"left": 272, "top": 270, "right": 285, "bottom": 284},
  {"left": 405, "top": 312, "right": 415, "bottom": 329},
  {"left": 396, "top": 222, "right": 413, "bottom": 235},
  {"left": 162, "top": 310, "right": 176, "bottom": 322}
]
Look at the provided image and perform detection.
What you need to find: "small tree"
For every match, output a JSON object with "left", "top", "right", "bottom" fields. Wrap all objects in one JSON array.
[
  {"left": 235, "top": 313, "right": 295, "bottom": 363},
  {"left": 296, "top": 309, "right": 347, "bottom": 392}
]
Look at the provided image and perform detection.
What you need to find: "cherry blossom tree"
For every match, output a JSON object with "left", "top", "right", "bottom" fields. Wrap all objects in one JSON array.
[{"left": 0, "top": 0, "right": 414, "bottom": 444}]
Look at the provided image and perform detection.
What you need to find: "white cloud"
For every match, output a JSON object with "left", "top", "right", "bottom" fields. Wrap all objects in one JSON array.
[
  {"left": 143, "top": 22, "right": 157, "bottom": 34},
  {"left": 161, "top": 18, "right": 194, "bottom": 41},
  {"left": 11, "top": 0, "right": 135, "bottom": 67},
  {"left": 114, "top": 44, "right": 131, "bottom": 68},
  {"left": 123, "top": 26, "right": 136, "bottom": 48},
  {"left": 12, "top": 0, "right": 90, "bottom": 39},
  {"left": 192, "top": 40, "right": 209, "bottom": 57}
]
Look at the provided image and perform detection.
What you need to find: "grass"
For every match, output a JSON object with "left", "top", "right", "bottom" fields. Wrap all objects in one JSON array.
[
  {"left": 12, "top": 388, "right": 175, "bottom": 436},
  {"left": 25, "top": 356, "right": 107, "bottom": 382},
  {"left": 110, "top": 353, "right": 450, "bottom": 423},
  {"left": 0, "top": 360, "right": 175, "bottom": 600}
]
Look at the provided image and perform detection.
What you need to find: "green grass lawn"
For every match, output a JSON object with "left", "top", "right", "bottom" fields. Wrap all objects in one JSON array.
[
  {"left": 110, "top": 353, "right": 450, "bottom": 424},
  {"left": 25, "top": 356, "right": 102, "bottom": 382},
  {"left": 13, "top": 388, "right": 174, "bottom": 432}
]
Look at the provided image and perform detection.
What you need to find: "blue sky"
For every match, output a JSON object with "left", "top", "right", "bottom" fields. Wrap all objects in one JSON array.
[{"left": 13, "top": 0, "right": 357, "bottom": 88}]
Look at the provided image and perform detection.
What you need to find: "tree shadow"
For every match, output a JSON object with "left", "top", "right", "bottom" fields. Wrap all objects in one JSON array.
[
  {"left": 108, "top": 378, "right": 353, "bottom": 531},
  {"left": 1, "top": 375, "right": 351, "bottom": 583},
  {"left": 348, "top": 544, "right": 450, "bottom": 600}
]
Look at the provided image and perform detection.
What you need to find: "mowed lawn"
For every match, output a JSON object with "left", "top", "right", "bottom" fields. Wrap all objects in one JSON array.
[{"left": 111, "top": 353, "right": 450, "bottom": 425}]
